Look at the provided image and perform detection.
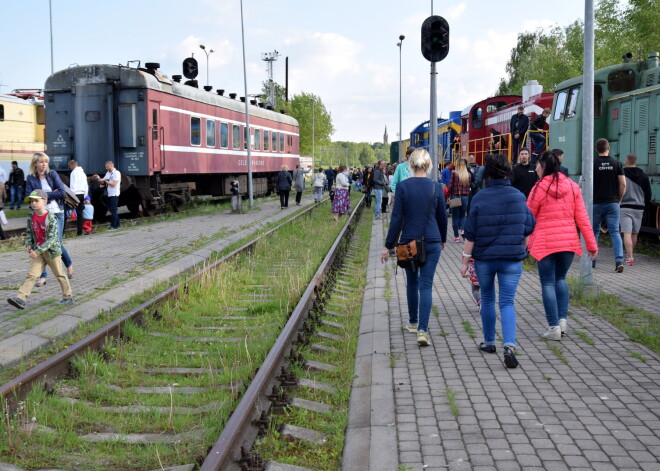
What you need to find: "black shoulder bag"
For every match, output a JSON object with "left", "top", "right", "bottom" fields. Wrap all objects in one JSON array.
[{"left": 396, "top": 183, "right": 436, "bottom": 270}]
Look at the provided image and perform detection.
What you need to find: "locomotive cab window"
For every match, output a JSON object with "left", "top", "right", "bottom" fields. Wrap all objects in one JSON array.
[
  {"left": 566, "top": 87, "right": 580, "bottom": 119},
  {"left": 472, "top": 107, "right": 483, "bottom": 129},
  {"left": 206, "top": 120, "right": 216, "bottom": 147},
  {"left": 191, "top": 117, "right": 201, "bottom": 146},
  {"left": 553, "top": 91, "right": 568, "bottom": 120},
  {"left": 486, "top": 101, "right": 507, "bottom": 113},
  {"left": 152, "top": 109, "right": 158, "bottom": 125},
  {"left": 594, "top": 85, "right": 603, "bottom": 118},
  {"left": 220, "top": 123, "right": 228, "bottom": 148},
  {"left": 232, "top": 125, "right": 240, "bottom": 149},
  {"left": 263, "top": 130, "right": 269, "bottom": 151},
  {"left": 254, "top": 129, "right": 261, "bottom": 151},
  {"left": 608, "top": 69, "right": 635, "bottom": 94}
]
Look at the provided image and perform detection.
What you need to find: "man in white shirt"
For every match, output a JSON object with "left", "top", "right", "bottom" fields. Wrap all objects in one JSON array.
[
  {"left": 98, "top": 161, "right": 121, "bottom": 230},
  {"left": 68, "top": 159, "right": 88, "bottom": 235}
]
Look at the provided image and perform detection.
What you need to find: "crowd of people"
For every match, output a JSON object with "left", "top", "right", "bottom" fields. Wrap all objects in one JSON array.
[{"left": 376, "top": 138, "right": 651, "bottom": 369}]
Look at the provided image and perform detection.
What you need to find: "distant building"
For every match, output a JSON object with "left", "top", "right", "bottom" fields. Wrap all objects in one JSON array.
[{"left": 383, "top": 125, "right": 389, "bottom": 145}]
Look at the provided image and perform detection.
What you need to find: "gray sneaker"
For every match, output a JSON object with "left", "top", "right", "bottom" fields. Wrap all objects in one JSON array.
[
  {"left": 8, "top": 297, "right": 26, "bottom": 310},
  {"left": 559, "top": 318, "right": 568, "bottom": 336},
  {"left": 57, "top": 298, "right": 75, "bottom": 306}
]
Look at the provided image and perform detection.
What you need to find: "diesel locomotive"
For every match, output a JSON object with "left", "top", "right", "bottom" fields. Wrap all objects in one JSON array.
[{"left": 44, "top": 63, "right": 300, "bottom": 215}]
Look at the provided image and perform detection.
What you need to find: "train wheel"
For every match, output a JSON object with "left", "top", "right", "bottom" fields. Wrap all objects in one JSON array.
[
  {"left": 143, "top": 200, "right": 157, "bottom": 217},
  {"left": 127, "top": 201, "right": 141, "bottom": 217},
  {"left": 171, "top": 198, "right": 184, "bottom": 212}
]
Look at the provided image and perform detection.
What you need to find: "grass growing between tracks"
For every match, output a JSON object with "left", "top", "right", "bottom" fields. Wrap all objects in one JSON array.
[
  {"left": 0, "top": 196, "right": 358, "bottom": 470},
  {"left": 253, "top": 206, "right": 372, "bottom": 470}
]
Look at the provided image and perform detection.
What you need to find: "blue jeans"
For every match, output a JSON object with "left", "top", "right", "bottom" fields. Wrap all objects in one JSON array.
[
  {"left": 474, "top": 259, "right": 522, "bottom": 348},
  {"left": 41, "top": 212, "right": 72, "bottom": 279},
  {"left": 374, "top": 189, "right": 383, "bottom": 217},
  {"left": 529, "top": 133, "right": 546, "bottom": 161},
  {"left": 10, "top": 185, "right": 23, "bottom": 209},
  {"left": 108, "top": 195, "right": 120, "bottom": 228},
  {"left": 592, "top": 202, "right": 623, "bottom": 263},
  {"left": 451, "top": 195, "right": 469, "bottom": 238},
  {"left": 536, "top": 251, "right": 574, "bottom": 327},
  {"left": 404, "top": 242, "right": 442, "bottom": 332}
]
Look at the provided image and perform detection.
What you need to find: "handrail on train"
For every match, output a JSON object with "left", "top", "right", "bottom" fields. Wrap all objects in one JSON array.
[{"left": 463, "top": 134, "right": 513, "bottom": 164}]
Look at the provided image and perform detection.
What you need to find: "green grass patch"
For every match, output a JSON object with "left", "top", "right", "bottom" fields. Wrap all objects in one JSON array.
[
  {"left": 568, "top": 277, "right": 659, "bottom": 354},
  {"left": 522, "top": 255, "right": 536, "bottom": 272},
  {"left": 446, "top": 388, "right": 459, "bottom": 416},
  {"left": 574, "top": 330, "right": 596, "bottom": 346},
  {"left": 462, "top": 320, "right": 476, "bottom": 339},
  {"left": 629, "top": 351, "right": 647, "bottom": 363},
  {"left": 545, "top": 341, "right": 569, "bottom": 365}
]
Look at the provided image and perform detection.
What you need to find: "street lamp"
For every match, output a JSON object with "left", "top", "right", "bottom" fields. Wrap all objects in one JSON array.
[
  {"left": 397, "top": 34, "right": 405, "bottom": 163},
  {"left": 199, "top": 44, "right": 214, "bottom": 87}
]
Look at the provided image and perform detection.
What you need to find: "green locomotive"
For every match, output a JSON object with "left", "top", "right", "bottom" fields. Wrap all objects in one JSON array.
[{"left": 550, "top": 52, "right": 659, "bottom": 235}]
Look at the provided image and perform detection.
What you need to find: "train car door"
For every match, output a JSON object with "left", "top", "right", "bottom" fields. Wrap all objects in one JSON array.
[
  {"left": 150, "top": 102, "right": 163, "bottom": 172},
  {"left": 618, "top": 100, "right": 632, "bottom": 158}
]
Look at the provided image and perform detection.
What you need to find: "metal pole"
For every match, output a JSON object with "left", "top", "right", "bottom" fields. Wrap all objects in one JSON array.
[
  {"left": 49, "top": 0, "right": 54, "bottom": 74},
  {"left": 430, "top": 61, "right": 438, "bottom": 181},
  {"left": 240, "top": 0, "right": 253, "bottom": 207},
  {"left": 398, "top": 35, "right": 405, "bottom": 163},
  {"left": 580, "top": 0, "right": 595, "bottom": 284},
  {"left": 312, "top": 98, "right": 315, "bottom": 171}
]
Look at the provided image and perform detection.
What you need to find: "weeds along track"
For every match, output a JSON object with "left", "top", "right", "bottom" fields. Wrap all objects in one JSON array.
[{"left": 0, "top": 195, "right": 365, "bottom": 471}]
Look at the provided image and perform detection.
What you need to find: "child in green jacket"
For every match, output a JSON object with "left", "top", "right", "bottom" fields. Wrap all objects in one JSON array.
[{"left": 7, "top": 189, "right": 73, "bottom": 310}]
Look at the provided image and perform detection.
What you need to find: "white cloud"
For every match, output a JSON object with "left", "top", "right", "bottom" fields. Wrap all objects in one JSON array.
[{"left": 447, "top": 3, "right": 467, "bottom": 20}]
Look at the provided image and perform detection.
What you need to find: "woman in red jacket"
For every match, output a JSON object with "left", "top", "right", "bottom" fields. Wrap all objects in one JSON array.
[{"left": 527, "top": 151, "right": 598, "bottom": 340}]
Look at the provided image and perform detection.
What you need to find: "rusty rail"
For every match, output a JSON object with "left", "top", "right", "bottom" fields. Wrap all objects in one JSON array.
[{"left": 200, "top": 196, "right": 364, "bottom": 471}]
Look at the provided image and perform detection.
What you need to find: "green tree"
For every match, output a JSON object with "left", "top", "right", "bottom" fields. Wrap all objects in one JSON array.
[{"left": 287, "top": 92, "right": 334, "bottom": 156}]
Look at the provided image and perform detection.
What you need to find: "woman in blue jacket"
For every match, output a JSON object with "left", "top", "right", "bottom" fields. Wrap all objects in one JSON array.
[
  {"left": 460, "top": 154, "right": 535, "bottom": 368},
  {"left": 381, "top": 149, "right": 447, "bottom": 346},
  {"left": 26, "top": 153, "right": 74, "bottom": 285},
  {"left": 276, "top": 165, "right": 293, "bottom": 209}
]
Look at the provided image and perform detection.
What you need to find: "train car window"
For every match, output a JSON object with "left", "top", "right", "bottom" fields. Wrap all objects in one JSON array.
[
  {"left": 232, "top": 125, "right": 240, "bottom": 149},
  {"left": 280, "top": 133, "right": 285, "bottom": 152},
  {"left": 272, "top": 132, "right": 278, "bottom": 152},
  {"left": 152, "top": 109, "right": 158, "bottom": 125},
  {"left": 244, "top": 127, "right": 249, "bottom": 150},
  {"left": 206, "top": 120, "right": 216, "bottom": 147},
  {"left": 414, "top": 133, "right": 423, "bottom": 146},
  {"left": 191, "top": 117, "right": 201, "bottom": 146},
  {"left": 594, "top": 85, "right": 603, "bottom": 118},
  {"left": 254, "top": 129, "right": 261, "bottom": 151},
  {"left": 486, "top": 101, "right": 507, "bottom": 113},
  {"left": 553, "top": 91, "right": 568, "bottom": 121},
  {"left": 472, "top": 107, "right": 483, "bottom": 129},
  {"left": 566, "top": 87, "right": 580, "bottom": 119},
  {"left": 608, "top": 69, "right": 635, "bottom": 94},
  {"left": 36, "top": 105, "right": 45, "bottom": 125},
  {"left": 0, "top": 104, "right": 4, "bottom": 121},
  {"left": 263, "top": 130, "right": 269, "bottom": 151},
  {"left": 221, "top": 123, "right": 229, "bottom": 148}
]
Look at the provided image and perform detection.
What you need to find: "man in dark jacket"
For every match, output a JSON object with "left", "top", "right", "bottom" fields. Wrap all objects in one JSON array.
[
  {"left": 8, "top": 161, "right": 25, "bottom": 210},
  {"left": 620, "top": 153, "right": 651, "bottom": 265},
  {"left": 510, "top": 106, "right": 529, "bottom": 165},
  {"left": 325, "top": 166, "right": 336, "bottom": 192},
  {"left": 510, "top": 149, "right": 538, "bottom": 198},
  {"left": 372, "top": 160, "right": 386, "bottom": 220},
  {"left": 529, "top": 108, "right": 550, "bottom": 164}
]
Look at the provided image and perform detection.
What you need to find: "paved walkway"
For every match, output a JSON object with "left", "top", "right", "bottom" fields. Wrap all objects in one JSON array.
[
  {"left": 345, "top": 214, "right": 660, "bottom": 471},
  {"left": 0, "top": 196, "right": 319, "bottom": 367}
]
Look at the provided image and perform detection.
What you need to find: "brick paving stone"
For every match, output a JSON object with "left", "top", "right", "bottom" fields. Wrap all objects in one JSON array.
[{"left": 344, "top": 218, "right": 660, "bottom": 471}]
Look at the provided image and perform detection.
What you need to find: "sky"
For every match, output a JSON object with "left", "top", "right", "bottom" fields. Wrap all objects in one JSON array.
[{"left": 0, "top": 0, "right": 591, "bottom": 143}]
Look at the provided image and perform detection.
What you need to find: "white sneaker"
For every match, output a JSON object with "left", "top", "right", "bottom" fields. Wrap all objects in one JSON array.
[
  {"left": 559, "top": 319, "right": 568, "bottom": 336},
  {"left": 541, "top": 326, "right": 561, "bottom": 341}
]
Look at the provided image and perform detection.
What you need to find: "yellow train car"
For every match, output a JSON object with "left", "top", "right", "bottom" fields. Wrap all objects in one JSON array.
[{"left": 0, "top": 90, "right": 45, "bottom": 177}]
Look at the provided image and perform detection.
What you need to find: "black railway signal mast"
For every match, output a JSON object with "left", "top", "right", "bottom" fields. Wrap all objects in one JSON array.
[{"left": 421, "top": 15, "right": 449, "bottom": 181}]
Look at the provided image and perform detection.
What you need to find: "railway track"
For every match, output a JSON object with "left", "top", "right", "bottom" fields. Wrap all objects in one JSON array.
[{"left": 0, "top": 195, "right": 366, "bottom": 471}]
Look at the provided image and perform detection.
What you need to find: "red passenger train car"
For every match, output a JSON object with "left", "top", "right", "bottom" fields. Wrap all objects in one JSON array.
[
  {"left": 44, "top": 63, "right": 300, "bottom": 215},
  {"left": 459, "top": 81, "right": 554, "bottom": 164}
]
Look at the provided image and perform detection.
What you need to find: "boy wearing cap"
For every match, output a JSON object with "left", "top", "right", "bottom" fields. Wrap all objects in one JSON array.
[
  {"left": 82, "top": 196, "right": 94, "bottom": 234},
  {"left": 7, "top": 190, "right": 74, "bottom": 310}
]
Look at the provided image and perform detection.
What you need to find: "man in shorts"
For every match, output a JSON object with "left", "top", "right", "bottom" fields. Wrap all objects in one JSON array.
[{"left": 620, "top": 154, "right": 651, "bottom": 265}]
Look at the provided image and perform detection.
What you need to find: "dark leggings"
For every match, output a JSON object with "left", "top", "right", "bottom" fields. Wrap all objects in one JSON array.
[
  {"left": 279, "top": 190, "right": 290, "bottom": 208},
  {"left": 295, "top": 191, "right": 302, "bottom": 204}
]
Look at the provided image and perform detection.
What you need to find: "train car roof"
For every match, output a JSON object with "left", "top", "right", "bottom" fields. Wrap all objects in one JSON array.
[
  {"left": 44, "top": 64, "right": 298, "bottom": 127},
  {"left": 0, "top": 94, "right": 44, "bottom": 106}
]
